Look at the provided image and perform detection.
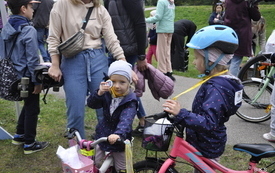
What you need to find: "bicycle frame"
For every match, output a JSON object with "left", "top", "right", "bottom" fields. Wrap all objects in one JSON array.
[
  {"left": 158, "top": 136, "right": 268, "bottom": 173},
  {"left": 250, "top": 66, "right": 275, "bottom": 105},
  {"left": 148, "top": 112, "right": 275, "bottom": 173}
]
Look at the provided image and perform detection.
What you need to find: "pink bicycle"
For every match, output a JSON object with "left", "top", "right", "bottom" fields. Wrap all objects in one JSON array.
[{"left": 133, "top": 112, "right": 275, "bottom": 173}]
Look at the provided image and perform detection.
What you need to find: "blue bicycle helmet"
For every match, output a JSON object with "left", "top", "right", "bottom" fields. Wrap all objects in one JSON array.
[
  {"left": 186, "top": 25, "right": 238, "bottom": 76},
  {"left": 186, "top": 25, "right": 238, "bottom": 54}
]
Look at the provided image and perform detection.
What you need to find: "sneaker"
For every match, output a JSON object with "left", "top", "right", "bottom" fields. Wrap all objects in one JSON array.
[
  {"left": 24, "top": 141, "right": 49, "bottom": 154},
  {"left": 263, "top": 132, "right": 275, "bottom": 142},
  {"left": 12, "top": 134, "right": 25, "bottom": 145},
  {"left": 132, "top": 124, "right": 144, "bottom": 137}
]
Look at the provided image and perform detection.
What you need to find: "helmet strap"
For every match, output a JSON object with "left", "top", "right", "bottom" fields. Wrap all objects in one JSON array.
[{"left": 203, "top": 49, "right": 225, "bottom": 76}]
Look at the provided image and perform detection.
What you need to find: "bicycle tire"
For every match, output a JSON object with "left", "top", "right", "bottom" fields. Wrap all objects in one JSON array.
[
  {"left": 238, "top": 54, "right": 273, "bottom": 82},
  {"left": 134, "top": 160, "right": 178, "bottom": 173},
  {"left": 236, "top": 80, "right": 272, "bottom": 122}
]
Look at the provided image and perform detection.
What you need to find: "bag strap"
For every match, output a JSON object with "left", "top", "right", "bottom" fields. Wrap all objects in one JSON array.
[
  {"left": 5, "top": 34, "right": 19, "bottom": 60},
  {"left": 4, "top": 24, "right": 28, "bottom": 60},
  {"left": 81, "top": 7, "right": 94, "bottom": 30}
]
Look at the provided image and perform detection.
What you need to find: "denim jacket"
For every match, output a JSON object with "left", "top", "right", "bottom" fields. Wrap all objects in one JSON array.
[{"left": 0, "top": 15, "right": 40, "bottom": 83}]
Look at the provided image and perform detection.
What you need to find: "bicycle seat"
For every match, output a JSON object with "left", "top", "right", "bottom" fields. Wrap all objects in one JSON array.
[{"left": 233, "top": 143, "right": 275, "bottom": 159}]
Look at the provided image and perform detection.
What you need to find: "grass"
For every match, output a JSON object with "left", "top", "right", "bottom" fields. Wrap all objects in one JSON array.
[{"left": 1, "top": 4, "right": 275, "bottom": 173}]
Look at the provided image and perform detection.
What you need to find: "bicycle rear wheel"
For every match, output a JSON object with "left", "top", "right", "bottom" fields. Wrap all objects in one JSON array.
[
  {"left": 134, "top": 160, "right": 178, "bottom": 173},
  {"left": 236, "top": 80, "right": 272, "bottom": 122},
  {"left": 238, "top": 54, "right": 273, "bottom": 82}
]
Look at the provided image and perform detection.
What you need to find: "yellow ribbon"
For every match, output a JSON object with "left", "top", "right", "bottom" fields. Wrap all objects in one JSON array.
[{"left": 172, "top": 70, "right": 228, "bottom": 100}]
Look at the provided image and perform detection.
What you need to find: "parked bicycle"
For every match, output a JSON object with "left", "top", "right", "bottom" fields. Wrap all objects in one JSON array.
[
  {"left": 62, "top": 128, "right": 124, "bottom": 173},
  {"left": 237, "top": 53, "right": 275, "bottom": 122},
  {"left": 133, "top": 112, "right": 275, "bottom": 173}
]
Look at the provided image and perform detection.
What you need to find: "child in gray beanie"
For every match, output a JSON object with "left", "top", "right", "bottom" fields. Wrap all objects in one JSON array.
[{"left": 87, "top": 60, "right": 138, "bottom": 172}]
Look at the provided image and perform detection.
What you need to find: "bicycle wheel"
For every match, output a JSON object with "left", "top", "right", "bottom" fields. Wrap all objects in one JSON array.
[
  {"left": 236, "top": 80, "right": 272, "bottom": 122},
  {"left": 238, "top": 54, "right": 272, "bottom": 82},
  {"left": 134, "top": 160, "right": 178, "bottom": 173}
]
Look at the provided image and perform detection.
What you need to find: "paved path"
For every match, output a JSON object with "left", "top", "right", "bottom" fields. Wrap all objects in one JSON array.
[{"left": 49, "top": 74, "right": 274, "bottom": 146}]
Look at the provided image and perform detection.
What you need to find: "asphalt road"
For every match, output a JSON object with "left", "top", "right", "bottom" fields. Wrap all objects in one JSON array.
[{"left": 50, "top": 74, "right": 274, "bottom": 147}]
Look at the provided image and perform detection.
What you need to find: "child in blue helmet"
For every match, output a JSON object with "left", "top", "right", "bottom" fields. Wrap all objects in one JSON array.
[{"left": 162, "top": 25, "right": 243, "bottom": 160}]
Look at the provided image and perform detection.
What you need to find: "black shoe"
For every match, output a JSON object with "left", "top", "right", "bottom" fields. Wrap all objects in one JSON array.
[
  {"left": 132, "top": 124, "right": 144, "bottom": 137},
  {"left": 24, "top": 141, "right": 49, "bottom": 154},
  {"left": 165, "top": 72, "right": 176, "bottom": 81},
  {"left": 12, "top": 134, "right": 25, "bottom": 145}
]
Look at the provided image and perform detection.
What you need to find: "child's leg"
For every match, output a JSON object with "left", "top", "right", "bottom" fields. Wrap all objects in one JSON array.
[
  {"left": 151, "top": 44, "right": 157, "bottom": 61},
  {"left": 146, "top": 45, "right": 153, "bottom": 64},
  {"left": 112, "top": 151, "right": 126, "bottom": 172},
  {"left": 94, "top": 145, "right": 105, "bottom": 168}
]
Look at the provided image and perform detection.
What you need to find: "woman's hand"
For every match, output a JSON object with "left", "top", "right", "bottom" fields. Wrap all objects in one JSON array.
[
  {"left": 162, "top": 99, "right": 181, "bottom": 116},
  {"left": 137, "top": 59, "right": 148, "bottom": 72},
  {"left": 132, "top": 70, "right": 138, "bottom": 85},
  {"left": 108, "top": 134, "right": 120, "bottom": 144},
  {"left": 48, "top": 55, "right": 62, "bottom": 82}
]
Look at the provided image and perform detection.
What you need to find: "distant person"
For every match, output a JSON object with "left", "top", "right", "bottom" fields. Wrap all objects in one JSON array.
[
  {"left": 87, "top": 60, "right": 137, "bottom": 173},
  {"left": 146, "top": 0, "right": 176, "bottom": 81},
  {"left": 263, "top": 83, "right": 275, "bottom": 142},
  {"left": 32, "top": 0, "right": 54, "bottom": 62},
  {"left": 1, "top": 0, "right": 49, "bottom": 154},
  {"left": 208, "top": 3, "right": 224, "bottom": 25},
  {"left": 251, "top": 16, "right": 266, "bottom": 55},
  {"left": 163, "top": 25, "right": 243, "bottom": 171},
  {"left": 223, "top": 0, "right": 261, "bottom": 77},
  {"left": 171, "top": 19, "right": 197, "bottom": 72},
  {"left": 146, "top": 10, "right": 157, "bottom": 64}
]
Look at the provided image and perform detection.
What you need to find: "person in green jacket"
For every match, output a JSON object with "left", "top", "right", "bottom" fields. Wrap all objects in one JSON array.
[{"left": 145, "top": 0, "right": 175, "bottom": 81}]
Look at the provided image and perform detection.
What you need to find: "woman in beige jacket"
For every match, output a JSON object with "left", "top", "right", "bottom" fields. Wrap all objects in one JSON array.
[{"left": 47, "top": 0, "right": 126, "bottom": 138}]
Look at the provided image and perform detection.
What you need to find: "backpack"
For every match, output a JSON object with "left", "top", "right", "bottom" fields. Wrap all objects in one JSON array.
[{"left": 0, "top": 34, "right": 23, "bottom": 101}]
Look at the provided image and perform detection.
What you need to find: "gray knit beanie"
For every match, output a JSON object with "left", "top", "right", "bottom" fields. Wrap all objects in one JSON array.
[{"left": 108, "top": 60, "right": 132, "bottom": 82}]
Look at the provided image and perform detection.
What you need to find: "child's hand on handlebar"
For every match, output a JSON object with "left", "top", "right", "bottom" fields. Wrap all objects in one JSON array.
[
  {"left": 108, "top": 134, "right": 120, "bottom": 144},
  {"left": 162, "top": 99, "right": 181, "bottom": 116}
]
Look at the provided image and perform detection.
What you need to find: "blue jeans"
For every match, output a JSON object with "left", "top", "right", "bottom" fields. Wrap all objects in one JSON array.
[
  {"left": 36, "top": 27, "right": 51, "bottom": 62},
  {"left": 61, "top": 49, "right": 108, "bottom": 138},
  {"left": 228, "top": 55, "right": 243, "bottom": 77}
]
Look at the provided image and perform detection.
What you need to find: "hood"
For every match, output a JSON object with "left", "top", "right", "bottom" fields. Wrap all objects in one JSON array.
[
  {"left": 208, "top": 75, "right": 243, "bottom": 115},
  {"left": 1, "top": 15, "right": 29, "bottom": 42}
]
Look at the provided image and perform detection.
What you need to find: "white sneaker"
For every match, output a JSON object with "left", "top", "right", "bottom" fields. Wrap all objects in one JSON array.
[{"left": 263, "top": 132, "right": 275, "bottom": 142}]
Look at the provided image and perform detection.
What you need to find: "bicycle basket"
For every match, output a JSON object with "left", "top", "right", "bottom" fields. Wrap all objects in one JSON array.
[
  {"left": 142, "top": 117, "right": 174, "bottom": 151},
  {"left": 62, "top": 153, "right": 95, "bottom": 173}
]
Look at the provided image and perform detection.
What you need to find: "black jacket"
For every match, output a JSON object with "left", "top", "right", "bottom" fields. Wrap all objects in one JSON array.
[
  {"left": 32, "top": 0, "right": 54, "bottom": 28},
  {"left": 104, "top": 0, "right": 146, "bottom": 56},
  {"left": 174, "top": 19, "right": 197, "bottom": 47}
]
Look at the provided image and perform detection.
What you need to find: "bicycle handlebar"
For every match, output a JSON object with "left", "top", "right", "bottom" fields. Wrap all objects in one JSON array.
[
  {"left": 65, "top": 128, "right": 124, "bottom": 149},
  {"left": 153, "top": 111, "right": 169, "bottom": 120}
]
